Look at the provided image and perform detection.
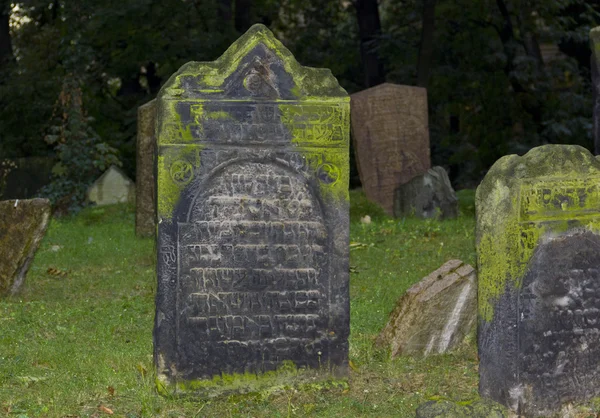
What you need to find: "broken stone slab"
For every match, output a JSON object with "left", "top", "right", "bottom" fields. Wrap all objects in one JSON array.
[
  {"left": 376, "top": 259, "right": 477, "bottom": 356},
  {"left": 0, "top": 198, "right": 51, "bottom": 296},
  {"left": 393, "top": 166, "right": 459, "bottom": 219}
]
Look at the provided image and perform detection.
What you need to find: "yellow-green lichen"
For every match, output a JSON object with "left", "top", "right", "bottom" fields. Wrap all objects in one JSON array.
[
  {"left": 156, "top": 145, "right": 201, "bottom": 219},
  {"left": 477, "top": 145, "right": 600, "bottom": 321},
  {"left": 159, "top": 24, "right": 347, "bottom": 100},
  {"left": 157, "top": 360, "right": 347, "bottom": 398}
]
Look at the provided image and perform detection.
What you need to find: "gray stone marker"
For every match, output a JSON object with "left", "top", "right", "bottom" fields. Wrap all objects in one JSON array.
[
  {"left": 477, "top": 145, "right": 600, "bottom": 416},
  {"left": 376, "top": 259, "right": 476, "bottom": 356},
  {"left": 87, "top": 165, "right": 135, "bottom": 206},
  {"left": 393, "top": 166, "right": 458, "bottom": 219},
  {"left": 590, "top": 27, "right": 600, "bottom": 155},
  {"left": 136, "top": 99, "right": 157, "bottom": 237},
  {"left": 154, "top": 24, "right": 350, "bottom": 396},
  {"left": 0, "top": 198, "right": 51, "bottom": 296},
  {"left": 350, "top": 83, "right": 431, "bottom": 215}
]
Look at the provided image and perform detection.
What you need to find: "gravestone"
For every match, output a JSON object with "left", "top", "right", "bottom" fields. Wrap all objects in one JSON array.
[
  {"left": 350, "top": 83, "right": 430, "bottom": 215},
  {"left": 154, "top": 24, "right": 350, "bottom": 396},
  {"left": 477, "top": 145, "right": 600, "bottom": 416},
  {"left": 87, "top": 165, "right": 135, "bottom": 206},
  {"left": 136, "top": 99, "right": 157, "bottom": 237},
  {"left": 0, "top": 198, "right": 51, "bottom": 296},
  {"left": 376, "top": 259, "right": 476, "bottom": 356},
  {"left": 393, "top": 166, "right": 459, "bottom": 219},
  {"left": 590, "top": 27, "right": 600, "bottom": 155}
]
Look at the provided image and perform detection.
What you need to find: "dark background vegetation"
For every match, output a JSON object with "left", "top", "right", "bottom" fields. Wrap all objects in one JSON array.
[{"left": 0, "top": 0, "right": 599, "bottom": 205}]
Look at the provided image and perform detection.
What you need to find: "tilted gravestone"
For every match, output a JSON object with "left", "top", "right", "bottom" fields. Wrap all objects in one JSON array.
[
  {"left": 350, "top": 83, "right": 430, "bottom": 215},
  {"left": 376, "top": 259, "right": 476, "bottom": 356},
  {"left": 477, "top": 145, "right": 600, "bottom": 416},
  {"left": 0, "top": 198, "right": 51, "bottom": 296},
  {"left": 154, "top": 24, "right": 350, "bottom": 396},
  {"left": 393, "top": 166, "right": 459, "bottom": 220},
  {"left": 590, "top": 27, "right": 600, "bottom": 155},
  {"left": 136, "top": 99, "right": 157, "bottom": 237}
]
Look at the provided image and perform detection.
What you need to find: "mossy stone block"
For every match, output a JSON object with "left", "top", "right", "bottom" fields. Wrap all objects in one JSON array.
[
  {"left": 154, "top": 24, "right": 350, "bottom": 397},
  {"left": 476, "top": 145, "right": 600, "bottom": 416},
  {"left": 0, "top": 198, "right": 51, "bottom": 296}
]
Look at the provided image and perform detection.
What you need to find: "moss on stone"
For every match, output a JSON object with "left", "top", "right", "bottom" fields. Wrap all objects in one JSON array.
[
  {"left": 156, "top": 360, "right": 345, "bottom": 398},
  {"left": 476, "top": 145, "right": 600, "bottom": 321}
]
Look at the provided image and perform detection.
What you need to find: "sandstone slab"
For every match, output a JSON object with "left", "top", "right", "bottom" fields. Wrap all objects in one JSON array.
[
  {"left": 351, "top": 83, "right": 430, "bottom": 215},
  {"left": 377, "top": 259, "right": 476, "bottom": 356}
]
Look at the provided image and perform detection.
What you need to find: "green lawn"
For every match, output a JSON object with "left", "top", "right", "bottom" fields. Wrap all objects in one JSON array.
[{"left": 1, "top": 191, "right": 481, "bottom": 417}]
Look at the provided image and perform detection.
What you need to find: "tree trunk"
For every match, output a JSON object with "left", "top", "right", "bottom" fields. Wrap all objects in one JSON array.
[
  {"left": 0, "top": 1, "right": 13, "bottom": 67},
  {"left": 235, "top": 0, "right": 252, "bottom": 33},
  {"left": 416, "top": 0, "right": 436, "bottom": 88},
  {"left": 355, "top": 0, "right": 386, "bottom": 87}
]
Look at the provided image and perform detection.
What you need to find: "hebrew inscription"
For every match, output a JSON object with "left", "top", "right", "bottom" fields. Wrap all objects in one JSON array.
[
  {"left": 154, "top": 24, "right": 350, "bottom": 396},
  {"left": 477, "top": 145, "right": 600, "bottom": 416}
]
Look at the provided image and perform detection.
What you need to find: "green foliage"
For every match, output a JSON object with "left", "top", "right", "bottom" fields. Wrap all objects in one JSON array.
[{"left": 39, "top": 75, "right": 120, "bottom": 214}]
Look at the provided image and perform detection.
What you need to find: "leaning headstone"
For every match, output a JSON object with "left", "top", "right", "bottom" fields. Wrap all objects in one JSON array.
[
  {"left": 376, "top": 259, "right": 476, "bottom": 356},
  {"left": 87, "top": 165, "right": 135, "bottom": 206},
  {"left": 136, "top": 99, "right": 157, "bottom": 237},
  {"left": 590, "top": 27, "right": 600, "bottom": 155},
  {"left": 0, "top": 198, "right": 51, "bottom": 296},
  {"left": 351, "top": 83, "right": 430, "bottom": 215},
  {"left": 477, "top": 145, "right": 600, "bottom": 416},
  {"left": 393, "top": 166, "right": 459, "bottom": 219},
  {"left": 154, "top": 24, "right": 350, "bottom": 396}
]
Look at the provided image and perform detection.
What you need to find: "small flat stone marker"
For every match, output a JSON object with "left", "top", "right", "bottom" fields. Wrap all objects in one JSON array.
[
  {"left": 0, "top": 198, "right": 51, "bottom": 296},
  {"left": 154, "top": 24, "right": 350, "bottom": 396},
  {"left": 477, "top": 145, "right": 600, "bottom": 416},
  {"left": 351, "top": 83, "right": 430, "bottom": 215},
  {"left": 135, "top": 99, "right": 157, "bottom": 237},
  {"left": 376, "top": 259, "right": 476, "bottom": 356}
]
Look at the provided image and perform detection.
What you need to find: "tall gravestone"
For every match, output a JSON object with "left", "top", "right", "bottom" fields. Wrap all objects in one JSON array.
[
  {"left": 153, "top": 24, "right": 350, "bottom": 396},
  {"left": 477, "top": 145, "right": 600, "bottom": 416},
  {"left": 591, "top": 27, "right": 600, "bottom": 155},
  {"left": 136, "top": 99, "right": 157, "bottom": 237},
  {"left": 350, "top": 83, "right": 430, "bottom": 215}
]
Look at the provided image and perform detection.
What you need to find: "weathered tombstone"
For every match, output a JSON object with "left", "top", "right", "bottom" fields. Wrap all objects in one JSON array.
[
  {"left": 350, "top": 83, "right": 430, "bottom": 215},
  {"left": 393, "top": 166, "right": 459, "bottom": 219},
  {"left": 477, "top": 145, "right": 600, "bottom": 416},
  {"left": 87, "top": 165, "right": 135, "bottom": 206},
  {"left": 0, "top": 198, "right": 51, "bottom": 296},
  {"left": 590, "top": 27, "right": 600, "bottom": 155},
  {"left": 376, "top": 260, "right": 476, "bottom": 356},
  {"left": 154, "top": 24, "right": 350, "bottom": 396},
  {"left": 136, "top": 99, "right": 157, "bottom": 237}
]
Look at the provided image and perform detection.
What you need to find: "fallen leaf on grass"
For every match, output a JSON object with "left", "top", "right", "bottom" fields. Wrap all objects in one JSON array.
[
  {"left": 98, "top": 405, "right": 113, "bottom": 415},
  {"left": 107, "top": 386, "right": 115, "bottom": 396},
  {"left": 46, "top": 267, "right": 68, "bottom": 277}
]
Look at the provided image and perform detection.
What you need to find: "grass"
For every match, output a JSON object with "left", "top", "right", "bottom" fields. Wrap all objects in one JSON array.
[{"left": 0, "top": 190, "right": 492, "bottom": 417}]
